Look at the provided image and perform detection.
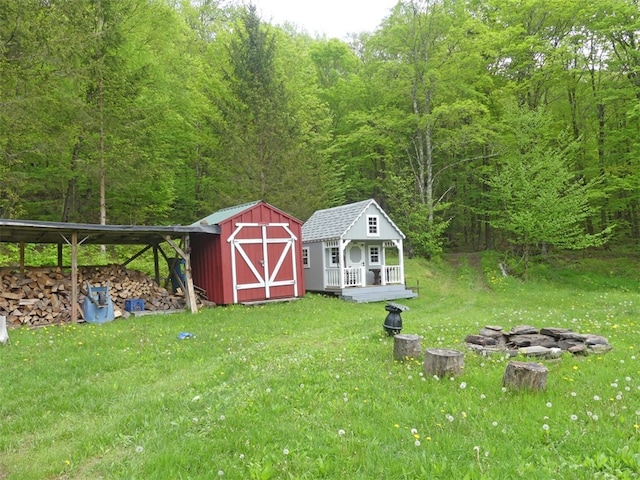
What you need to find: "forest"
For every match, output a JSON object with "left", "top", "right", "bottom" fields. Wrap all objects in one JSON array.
[{"left": 1, "top": 0, "right": 639, "bottom": 261}]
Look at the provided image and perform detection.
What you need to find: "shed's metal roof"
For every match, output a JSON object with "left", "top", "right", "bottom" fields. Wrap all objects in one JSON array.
[
  {"left": 0, "top": 219, "right": 220, "bottom": 245},
  {"left": 302, "top": 199, "right": 404, "bottom": 242},
  {"left": 192, "top": 200, "right": 261, "bottom": 226}
]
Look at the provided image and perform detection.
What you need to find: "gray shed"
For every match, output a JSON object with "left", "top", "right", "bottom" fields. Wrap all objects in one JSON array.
[{"left": 302, "top": 199, "right": 417, "bottom": 302}]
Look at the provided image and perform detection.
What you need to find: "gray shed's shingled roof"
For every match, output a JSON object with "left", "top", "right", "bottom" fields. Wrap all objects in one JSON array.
[
  {"left": 303, "top": 199, "right": 404, "bottom": 242},
  {"left": 192, "top": 200, "right": 261, "bottom": 226}
]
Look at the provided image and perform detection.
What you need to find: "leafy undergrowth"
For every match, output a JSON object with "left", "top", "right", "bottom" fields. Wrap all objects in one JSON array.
[{"left": 1, "top": 255, "right": 640, "bottom": 479}]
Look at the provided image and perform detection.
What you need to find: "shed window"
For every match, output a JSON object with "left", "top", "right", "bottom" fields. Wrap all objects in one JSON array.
[
  {"left": 302, "top": 247, "right": 310, "bottom": 268},
  {"left": 369, "top": 246, "right": 380, "bottom": 265},
  {"left": 367, "top": 215, "right": 379, "bottom": 236},
  {"left": 329, "top": 247, "right": 340, "bottom": 267}
]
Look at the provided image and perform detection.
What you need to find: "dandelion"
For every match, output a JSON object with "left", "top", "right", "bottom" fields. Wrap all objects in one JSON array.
[
  {"left": 266, "top": 388, "right": 272, "bottom": 393},
  {"left": 283, "top": 448, "right": 289, "bottom": 455},
  {"left": 446, "top": 414, "right": 454, "bottom": 422},
  {"left": 571, "top": 391, "right": 577, "bottom": 397},
  {"left": 593, "top": 395, "right": 601, "bottom": 401},
  {"left": 459, "top": 382, "right": 467, "bottom": 389},
  {"left": 300, "top": 383, "right": 304, "bottom": 388},
  {"left": 542, "top": 424, "right": 549, "bottom": 431},
  {"left": 411, "top": 428, "right": 418, "bottom": 435},
  {"left": 338, "top": 429, "right": 346, "bottom": 437},
  {"left": 219, "top": 415, "right": 226, "bottom": 421},
  {"left": 473, "top": 446, "right": 480, "bottom": 453},
  {"left": 592, "top": 414, "right": 599, "bottom": 421},
  {"left": 433, "top": 375, "right": 440, "bottom": 380},
  {"left": 480, "top": 394, "right": 486, "bottom": 400},
  {"left": 546, "top": 402, "right": 552, "bottom": 408},
  {"left": 135, "top": 445, "right": 144, "bottom": 453},
  {"left": 492, "top": 421, "right": 498, "bottom": 427},
  {"left": 414, "top": 440, "right": 421, "bottom": 447},
  {"left": 501, "top": 387, "right": 507, "bottom": 393},
  {"left": 239, "top": 454, "right": 245, "bottom": 460},
  {"left": 570, "top": 415, "right": 578, "bottom": 421},
  {"left": 218, "top": 470, "right": 224, "bottom": 476}
]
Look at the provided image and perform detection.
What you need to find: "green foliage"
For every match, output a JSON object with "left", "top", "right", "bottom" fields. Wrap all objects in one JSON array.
[
  {"left": 486, "top": 108, "right": 612, "bottom": 272},
  {"left": 3, "top": 0, "right": 640, "bottom": 255}
]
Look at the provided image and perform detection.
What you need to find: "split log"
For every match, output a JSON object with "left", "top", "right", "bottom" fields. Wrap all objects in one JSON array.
[
  {"left": 423, "top": 348, "right": 464, "bottom": 377},
  {"left": 503, "top": 361, "right": 547, "bottom": 391},
  {"left": 393, "top": 334, "right": 422, "bottom": 361}
]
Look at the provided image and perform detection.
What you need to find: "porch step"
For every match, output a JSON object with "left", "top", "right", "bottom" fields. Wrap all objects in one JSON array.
[{"left": 339, "top": 285, "right": 418, "bottom": 304}]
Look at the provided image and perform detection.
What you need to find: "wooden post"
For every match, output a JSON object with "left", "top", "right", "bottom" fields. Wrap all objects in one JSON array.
[
  {"left": 71, "top": 232, "right": 78, "bottom": 323},
  {"left": 393, "top": 334, "right": 422, "bottom": 361},
  {"left": 503, "top": 361, "right": 547, "bottom": 391},
  {"left": 183, "top": 235, "right": 197, "bottom": 313},
  {"left": 153, "top": 244, "right": 160, "bottom": 286},
  {"left": 57, "top": 243, "right": 63, "bottom": 269},
  {"left": 19, "top": 241, "right": 25, "bottom": 274},
  {"left": 165, "top": 235, "right": 198, "bottom": 313},
  {"left": 423, "top": 348, "right": 465, "bottom": 377}
]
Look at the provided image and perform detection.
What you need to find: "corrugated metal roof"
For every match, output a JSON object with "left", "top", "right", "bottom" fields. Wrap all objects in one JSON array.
[
  {"left": 192, "top": 200, "right": 261, "bottom": 226},
  {"left": 0, "top": 219, "right": 220, "bottom": 245}
]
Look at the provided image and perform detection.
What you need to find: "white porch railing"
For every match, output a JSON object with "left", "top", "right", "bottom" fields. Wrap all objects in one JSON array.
[
  {"left": 385, "top": 265, "right": 402, "bottom": 284},
  {"left": 326, "top": 266, "right": 402, "bottom": 288},
  {"left": 326, "top": 268, "right": 341, "bottom": 287},
  {"left": 344, "top": 267, "right": 364, "bottom": 287}
]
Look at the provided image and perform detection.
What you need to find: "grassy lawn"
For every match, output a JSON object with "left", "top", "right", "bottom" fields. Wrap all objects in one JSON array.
[{"left": 2, "top": 253, "right": 640, "bottom": 479}]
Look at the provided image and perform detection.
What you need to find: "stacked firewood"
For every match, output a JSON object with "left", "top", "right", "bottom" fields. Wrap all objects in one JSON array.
[{"left": 0, "top": 265, "right": 191, "bottom": 326}]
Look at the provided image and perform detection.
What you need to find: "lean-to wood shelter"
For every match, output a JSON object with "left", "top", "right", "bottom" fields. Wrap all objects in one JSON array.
[
  {"left": 0, "top": 219, "right": 220, "bottom": 320},
  {"left": 190, "top": 201, "right": 305, "bottom": 305}
]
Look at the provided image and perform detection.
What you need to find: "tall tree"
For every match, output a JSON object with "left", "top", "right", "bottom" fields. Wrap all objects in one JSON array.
[{"left": 486, "top": 107, "right": 610, "bottom": 274}]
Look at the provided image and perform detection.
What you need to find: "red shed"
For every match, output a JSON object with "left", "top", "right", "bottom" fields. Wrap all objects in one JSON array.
[{"left": 190, "top": 201, "right": 305, "bottom": 305}]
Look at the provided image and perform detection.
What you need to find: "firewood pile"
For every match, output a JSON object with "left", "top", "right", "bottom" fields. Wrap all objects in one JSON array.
[{"left": 0, "top": 264, "right": 196, "bottom": 326}]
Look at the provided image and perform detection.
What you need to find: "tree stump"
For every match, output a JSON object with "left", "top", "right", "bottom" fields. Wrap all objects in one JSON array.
[
  {"left": 393, "top": 334, "right": 422, "bottom": 361},
  {"left": 423, "top": 348, "right": 464, "bottom": 377},
  {"left": 503, "top": 361, "right": 547, "bottom": 391}
]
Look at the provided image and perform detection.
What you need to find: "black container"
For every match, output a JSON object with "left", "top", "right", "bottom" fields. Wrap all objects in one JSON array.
[{"left": 383, "top": 303, "right": 409, "bottom": 336}]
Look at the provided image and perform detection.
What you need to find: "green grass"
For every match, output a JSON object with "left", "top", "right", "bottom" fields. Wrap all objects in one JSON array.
[{"left": 2, "top": 253, "right": 640, "bottom": 479}]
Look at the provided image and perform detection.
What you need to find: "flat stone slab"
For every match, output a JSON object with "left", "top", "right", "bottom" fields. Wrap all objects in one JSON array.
[
  {"left": 585, "top": 334, "right": 609, "bottom": 345},
  {"left": 509, "top": 334, "right": 558, "bottom": 348},
  {"left": 519, "top": 346, "right": 563, "bottom": 358},
  {"left": 479, "top": 327, "right": 504, "bottom": 338},
  {"left": 465, "top": 334, "right": 498, "bottom": 346},
  {"left": 507, "top": 325, "right": 539, "bottom": 336},
  {"left": 540, "top": 327, "right": 573, "bottom": 338}
]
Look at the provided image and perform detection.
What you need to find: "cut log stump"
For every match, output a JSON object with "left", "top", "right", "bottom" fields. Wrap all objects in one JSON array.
[
  {"left": 503, "top": 361, "right": 547, "bottom": 391},
  {"left": 393, "top": 334, "right": 422, "bottom": 361},
  {"left": 423, "top": 348, "right": 464, "bottom": 377}
]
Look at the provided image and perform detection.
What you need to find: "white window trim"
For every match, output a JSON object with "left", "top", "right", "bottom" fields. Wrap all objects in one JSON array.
[
  {"left": 329, "top": 247, "right": 340, "bottom": 267},
  {"left": 368, "top": 245, "right": 381, "bottom": 265},
  {"left": 302, "top": 247, "right": 310, "bottom": 269},
  {"left": 366, "top": 215, "right": 380, "bottom": 237}
]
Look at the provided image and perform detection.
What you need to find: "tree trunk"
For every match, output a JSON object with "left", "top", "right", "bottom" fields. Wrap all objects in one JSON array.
[
  {"left": 503, "top": 361, "right": 547, "bottom": 391},
  {"left": 423, "top": 348, "right": 464, "bottom": 377},
  {"left": 393, "top": 334, "right": 422, "bottom": 361}
]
